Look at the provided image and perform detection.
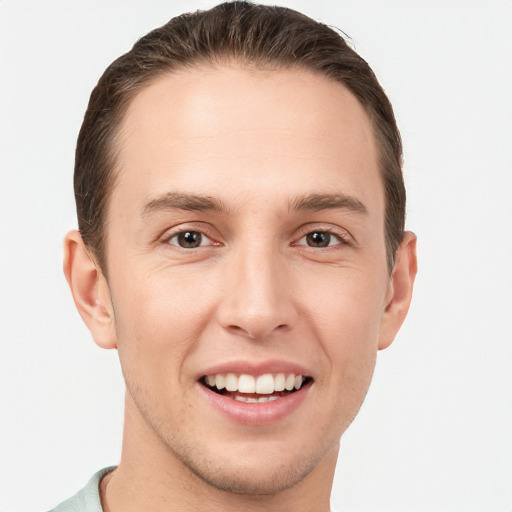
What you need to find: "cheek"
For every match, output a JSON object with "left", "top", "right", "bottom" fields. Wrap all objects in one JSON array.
[
  {"left": 113, "top": 260, "right": 215, "bottom": 330},
  {"left": 110, "top": 268, "right": 217, "bottom": 386},
  {"left": 320, "top": 295, "right": 380, "bottom": 397},
  {"left": 305, "top": 266, "right": 386, "bottom": 350},
  {"left": 302, "top": 269, "right": 385, "bottom": 415}
]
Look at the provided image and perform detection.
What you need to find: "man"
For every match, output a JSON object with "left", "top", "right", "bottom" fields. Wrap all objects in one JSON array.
[{"left": 53, "top": 2, "right": 417, "bottom": 511}]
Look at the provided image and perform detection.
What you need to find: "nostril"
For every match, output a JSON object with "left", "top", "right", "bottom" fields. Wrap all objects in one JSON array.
[
  {"left": 228, "top": 325, "right": 245, "bottom": 334},
  {"left": 227, "top": 322, "right": 289, "bottom": 339}
]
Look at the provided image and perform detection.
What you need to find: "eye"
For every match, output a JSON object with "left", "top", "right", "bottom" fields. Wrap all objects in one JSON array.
[
  {"left": 168, "top": 230, "right": 212, "bottom": 249},
  {"left": 297, "top": 230, "right": 343, "bottom": 248}
]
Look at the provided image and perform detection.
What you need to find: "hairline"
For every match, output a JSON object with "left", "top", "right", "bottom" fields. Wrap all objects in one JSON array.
[{"left": 93, "top": 58, "right": 398, "bottom": 277}]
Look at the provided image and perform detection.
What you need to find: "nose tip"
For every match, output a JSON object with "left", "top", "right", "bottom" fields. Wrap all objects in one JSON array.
[
  {"left": 225, "top": 316, "right": 290, "bottom": 340},
  {"left": 216, "top": 254, "right": 297, "bottom": 340}
]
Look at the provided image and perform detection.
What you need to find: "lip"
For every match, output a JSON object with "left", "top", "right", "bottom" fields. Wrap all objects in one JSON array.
[
  {"left": 196, "top": 359, "right": 313, "bottom": 426},
  {"left": 198, "top": 379, "right": 312, "bottom": 425},
  {"left": 197, "top": 359, "right": 311, "bottom": 379}
]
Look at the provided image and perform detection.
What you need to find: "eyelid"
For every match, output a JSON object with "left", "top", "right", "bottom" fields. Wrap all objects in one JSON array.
[
  {"left": 168, "top": 231, "right": 213, "bottom": 248},
  {"left": 292, "top": 224, "right": 354, "bottom": 247},
  {"left": 160, "top": 223, "right": 222, "bottom": 247}
]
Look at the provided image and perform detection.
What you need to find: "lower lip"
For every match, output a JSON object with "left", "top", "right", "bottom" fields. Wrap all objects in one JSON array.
[{"left": 198, "top": 383, "right": 311, "bottom": 426}]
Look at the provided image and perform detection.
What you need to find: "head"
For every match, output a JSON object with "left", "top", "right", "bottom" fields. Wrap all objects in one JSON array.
[
  {"left": 74, "top": 1, "right": 404, "bottom": 276},
  {"left": 64, "top": 1, "right": 416, "bottom": 502}
]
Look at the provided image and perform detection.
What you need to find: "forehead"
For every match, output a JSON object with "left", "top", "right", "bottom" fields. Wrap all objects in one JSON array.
[{"left": 114, "top": 63, "right": 382, "bottom": 215}]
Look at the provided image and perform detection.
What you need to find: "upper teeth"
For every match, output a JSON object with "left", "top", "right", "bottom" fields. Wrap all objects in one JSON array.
[{"left": 205, "top": 373, "right": 304, "bottom": 394}]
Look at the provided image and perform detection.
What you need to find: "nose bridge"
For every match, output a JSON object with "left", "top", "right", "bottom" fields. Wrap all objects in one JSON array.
[{"left": 217, "top": 237, "right": 295, "bottom": 339}]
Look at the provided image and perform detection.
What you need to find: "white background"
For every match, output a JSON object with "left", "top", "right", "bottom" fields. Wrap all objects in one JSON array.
[{"left": 1, "top": 1, "right": 511, "bottom": 511}]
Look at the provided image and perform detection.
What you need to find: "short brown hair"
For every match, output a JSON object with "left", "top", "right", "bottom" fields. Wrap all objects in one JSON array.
[{"left": 75, "top": 1, "right": 405, "bottom": 273}]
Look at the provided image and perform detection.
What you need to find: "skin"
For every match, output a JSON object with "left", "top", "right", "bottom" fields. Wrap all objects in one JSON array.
[{"left": 64, "top": 64, "right": 417, "bottom": 512}]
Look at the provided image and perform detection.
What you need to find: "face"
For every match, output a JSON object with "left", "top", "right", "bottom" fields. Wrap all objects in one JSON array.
[{"left": 103, "top": 64, "right": 394, "bottom": 493}]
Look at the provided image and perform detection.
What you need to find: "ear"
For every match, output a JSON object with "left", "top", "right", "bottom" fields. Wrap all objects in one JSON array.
[
  {"left": 378, "top": 231, "right": 417, "bottom": 350},
  {"left": 63, "top": 230, "right": 117, "bottom": 349}
]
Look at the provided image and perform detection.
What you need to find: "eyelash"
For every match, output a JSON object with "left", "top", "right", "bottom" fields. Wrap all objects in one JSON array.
[
  {"left": 292, "top": 226, "right": 352, "bottom": 249},
  {"left": 165, "top": 229, "right": 219, "bottom": 249},
  {"left": 162, "top": 225, "right": 352, "bottom": 251}
]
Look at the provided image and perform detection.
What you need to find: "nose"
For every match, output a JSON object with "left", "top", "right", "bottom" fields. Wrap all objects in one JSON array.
[{"left": 216, "top": 244, "right": 298, "bottom": 340}]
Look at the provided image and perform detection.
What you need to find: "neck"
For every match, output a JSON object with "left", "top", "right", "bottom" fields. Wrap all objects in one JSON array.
[{"left": 102, "top": 392, "right": 337, "bottom": 512}]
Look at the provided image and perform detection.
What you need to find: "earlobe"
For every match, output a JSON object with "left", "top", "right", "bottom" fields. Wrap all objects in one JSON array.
[
  {"left": 63, "top": 230, "right": 117, "bottom": 349},
  {"left": 378, "top": 231, "right": 417, "bottom": 350}
]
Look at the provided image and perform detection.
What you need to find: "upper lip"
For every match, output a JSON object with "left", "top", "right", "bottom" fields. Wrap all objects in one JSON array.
[{"left": 197, "top": 359, "right": 312, "bottom": 379}]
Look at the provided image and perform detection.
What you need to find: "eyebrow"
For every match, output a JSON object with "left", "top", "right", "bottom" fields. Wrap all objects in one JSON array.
[
  {"left": 290, "top": 193, "right": 368, "bottom": 215},
  {"left": 141, "top": 192, "right": 230, "bottom": 217},
  {"left": 141, "top": 192, "right": 368, "bottom": 217}
]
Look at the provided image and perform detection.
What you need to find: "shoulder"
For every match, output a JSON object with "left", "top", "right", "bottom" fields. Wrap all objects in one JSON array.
[{"left": 47, "top": 467, "right": 116, "bottom": 512}]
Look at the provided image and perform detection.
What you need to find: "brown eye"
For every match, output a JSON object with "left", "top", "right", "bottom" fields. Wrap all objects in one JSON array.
[
  {"left": 171, "top": 231, "right": 205, "bottom": 248},
  {"left": 305, "top": 231, "right": 333, "bottom": 247}
]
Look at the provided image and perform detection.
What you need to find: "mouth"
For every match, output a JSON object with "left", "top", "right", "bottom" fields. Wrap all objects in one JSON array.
[{"left": 201, "top": 372, "right": 313, "bottom": 403}]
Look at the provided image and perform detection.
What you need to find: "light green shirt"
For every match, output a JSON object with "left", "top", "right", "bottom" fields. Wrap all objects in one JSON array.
[
  {"left": 48, "top": 467, "right": 115, "bottom": 512},
  {"left": 48, "top": 466, "right": 338, "bottom": 511}
]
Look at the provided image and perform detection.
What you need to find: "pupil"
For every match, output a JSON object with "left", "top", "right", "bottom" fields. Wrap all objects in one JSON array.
[
  {"left": 178, "top": 231, "right": 202, "bottom": 248},
  {"left": 307, "top": 231, "right": 330, "bottom": 247}
]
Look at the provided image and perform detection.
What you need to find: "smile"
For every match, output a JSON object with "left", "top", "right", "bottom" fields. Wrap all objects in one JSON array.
[{"left": 202, "top": 373, "right": 312, "bottom": 403}]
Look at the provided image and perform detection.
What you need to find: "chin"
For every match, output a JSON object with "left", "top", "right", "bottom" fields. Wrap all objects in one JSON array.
[
  {"left": 181, "top": 450, "right": 320, "bottom": 496},
  {"left": 158, "top": 422, "right": 342, "bottom": 498}
]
